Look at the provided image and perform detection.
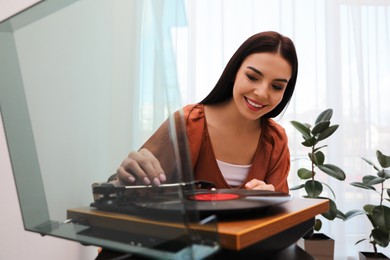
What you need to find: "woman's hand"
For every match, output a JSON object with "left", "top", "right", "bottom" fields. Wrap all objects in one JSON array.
[
  {"left": 115, "top": 148, "right": 166, "bottom": 186},
  {"left": 245, "top": 179, "right": 275, "bottom": 191}
]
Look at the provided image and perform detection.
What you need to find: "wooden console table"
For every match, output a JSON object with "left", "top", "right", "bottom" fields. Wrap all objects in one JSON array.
[{"left": 67, "top": 197, "right": 328, "bottom": 252}]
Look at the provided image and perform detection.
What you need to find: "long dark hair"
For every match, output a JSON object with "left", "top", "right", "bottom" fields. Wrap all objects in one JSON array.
[{"left": 199, "top": 31, "right": 298, "bottom": 118}]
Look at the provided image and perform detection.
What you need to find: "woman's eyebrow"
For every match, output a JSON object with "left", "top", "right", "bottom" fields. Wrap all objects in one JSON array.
[
  {"left": 247, "top": 66, "right": 288, "bottom": 83},
  {"left": 247, "top": 66, "right": 263, "bottom": 76}
]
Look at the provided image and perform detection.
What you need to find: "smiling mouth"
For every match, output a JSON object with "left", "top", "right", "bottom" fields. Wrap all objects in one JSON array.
[{"left": 245, "top": 97, "right": 264, "bottom": 110}]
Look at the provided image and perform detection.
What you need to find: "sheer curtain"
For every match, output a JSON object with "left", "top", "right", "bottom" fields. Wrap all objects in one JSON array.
[{"left": 172, "top": 0, "right": 390, "bottom": 259}]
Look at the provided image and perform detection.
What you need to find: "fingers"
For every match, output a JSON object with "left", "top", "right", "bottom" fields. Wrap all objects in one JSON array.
[
  {"left": 117, "top": 148, "right": 166, "bottom": 186},
  {"left": 138, "top": 149, "right": 166, "bottom": 184},
  {"left": 245, "top": 179, "right": 275, "bottom": 191}
]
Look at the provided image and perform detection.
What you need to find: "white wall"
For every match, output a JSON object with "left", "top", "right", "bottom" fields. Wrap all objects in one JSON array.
[{"left": 0, "top": 1, "right": 97, "bottom": 259}]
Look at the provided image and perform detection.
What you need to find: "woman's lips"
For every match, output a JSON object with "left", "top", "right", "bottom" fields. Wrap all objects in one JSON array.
[{"left": 245, "top": 97, "right": 264, "bottom": 111}]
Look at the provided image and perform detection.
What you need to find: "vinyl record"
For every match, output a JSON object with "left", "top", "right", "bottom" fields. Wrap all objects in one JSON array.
[{"left": 133, "top": 189, "right": 292, "bottom": 216}]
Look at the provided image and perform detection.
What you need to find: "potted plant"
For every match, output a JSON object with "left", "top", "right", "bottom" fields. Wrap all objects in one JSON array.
[
  {"left": 350, "top": 150, "right": 390, "bottom": 260},
  {"left": 290, "top": 108, "right": 347, "bottom": 259}
]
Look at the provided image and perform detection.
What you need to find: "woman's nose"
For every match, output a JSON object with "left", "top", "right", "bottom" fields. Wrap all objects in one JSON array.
[{"left": 253, "top": 82, "right": 269, "bottom": 98}]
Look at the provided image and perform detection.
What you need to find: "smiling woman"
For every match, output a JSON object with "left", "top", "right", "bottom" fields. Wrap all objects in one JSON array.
[{"left": 114, "top": 31, "right": 299, "bottom": 194}]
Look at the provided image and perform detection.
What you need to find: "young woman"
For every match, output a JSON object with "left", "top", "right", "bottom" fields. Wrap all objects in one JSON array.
[{"left": 113, "top": 31, "right": 298, "bottom": 193}]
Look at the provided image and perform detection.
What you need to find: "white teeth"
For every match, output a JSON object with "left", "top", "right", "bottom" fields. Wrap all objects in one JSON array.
[{"left": 247, "top": 98, "right": 262, "bottom": 108}]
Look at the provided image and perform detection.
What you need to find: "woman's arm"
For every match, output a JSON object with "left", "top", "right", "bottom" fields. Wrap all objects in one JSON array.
[
  {"left": 114, "top": 110, "right": 192, "bottom": 186},
  {"left": 114, "top": 119, "right": 176, "bottom": 186}
]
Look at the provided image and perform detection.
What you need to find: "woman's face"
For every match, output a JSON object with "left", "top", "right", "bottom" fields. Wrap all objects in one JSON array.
[{"left": 232, "top": 52, "right": 292, "bottom": 121}]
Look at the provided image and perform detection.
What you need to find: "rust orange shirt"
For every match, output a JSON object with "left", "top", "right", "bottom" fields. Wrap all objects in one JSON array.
[
  {"left": 142, "top": 104, "right": 290, "bottom": 193},
  {"left": 184, "top": 104, "right": 290, "bottom": 193}
]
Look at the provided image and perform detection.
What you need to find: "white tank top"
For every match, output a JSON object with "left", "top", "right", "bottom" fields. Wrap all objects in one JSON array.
[{"left": 216, "top": 159, "right": 251, "bottom": 187}]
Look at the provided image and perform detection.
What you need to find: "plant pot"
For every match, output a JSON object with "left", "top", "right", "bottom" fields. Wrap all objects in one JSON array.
[
  {"left": 297, "top": 233, "right": 334, "bottom": 260},
  {"left": 359, "top": 251, "right": 390, "bottom": 260}
]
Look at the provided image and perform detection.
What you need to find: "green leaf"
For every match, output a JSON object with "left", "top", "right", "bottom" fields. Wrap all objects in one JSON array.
[
  {"left": 291, "top": 120, "right": 311, "bottom": 140},
  {"left": 372, "top": 228, "right": 390, "bottom": 247},
  {"left": 336, "top": 209, "right": 346, "bottom": 220},
  {"left": 298, "top": 168, "right": 313, "bottom": 179},
  {"left": 377, "top": 150, "right": 390, "bottom": 168},
  {"left": 313, "top": 145, "right": 327, "bottom": 153},
  {"left": 321, "top": 198, "right": 338, "bottom": 220},
  {"left": 371, "top": 206, "right": 390, "bottom": 233},
  {"left": 308, "top": 152, "right": 325, "bottom": 165},
  {"left": 290, "top": 184, "right": 305, "bottom": 190},
  {"left": 317, "top": 164, "right": 346, "bottom": 180},
  {"left": 383, "top": 169, "right": 390, "bottom": 179},
  {"left": 363, "top": 175, "right": 378, "bottom": 184},
  {"left": 362, "top": 157, "right": 380, "bottom": 171},
  {"left": 344, "top": 209, "right": 365, "bottom": 220},
  {"left": 317, "top": 125, "right": 339, "bottom": 142},
  {"left": 364, "top": 204, "right": 376, "bottom": 214},
  {"left": 355, "top": 238, "right": 367, "bottom": 245},
  {"left": 350, "top": 182, "right": 376, "bottom": 191},
  {"left": 365, "top": 176, "right": 385, "bottom": 186},
  {"left": 302, "top": 137, "right": 316, "bottom": 147},
  {"left": 314, "top": 151, "right": 325, "bottom": 165},
  {"left": 315, "top": 109, "right": 333, "bottom": 124},
  {"left": 304, "top": 180, "right": 323, "bottom": 197},
  {"left": 314, "top": 218, "right": 322, "bottom": 231},
  {"left": 312, "top": 121, "right": 331, "bottom": 136}
]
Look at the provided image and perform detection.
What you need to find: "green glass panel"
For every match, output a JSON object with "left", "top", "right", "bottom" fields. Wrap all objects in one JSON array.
[{"left": 0, "top": 0, "right": 219, "bottom": 258}]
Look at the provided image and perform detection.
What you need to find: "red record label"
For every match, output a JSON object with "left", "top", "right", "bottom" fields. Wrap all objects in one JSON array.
[{"left": 190, "top": 193, "right": 240, "bottom": 201}]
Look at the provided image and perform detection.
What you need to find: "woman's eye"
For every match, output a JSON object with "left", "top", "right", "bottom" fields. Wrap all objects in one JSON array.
[
  {"left": 272, "top": 85, "right": 284, "bottom": 91},
  {"left": 246, "top": 74, "right": 257, "bottom": 81}
]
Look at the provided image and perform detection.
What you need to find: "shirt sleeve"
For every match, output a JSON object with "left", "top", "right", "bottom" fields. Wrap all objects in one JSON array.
[{"left": 263, "top": 119, "right": 291, "bottom": 193}]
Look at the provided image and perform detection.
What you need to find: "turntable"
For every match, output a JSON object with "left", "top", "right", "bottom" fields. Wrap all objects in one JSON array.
[{"left": 91, "top": 181, "right": 292, "bottom": 221}]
